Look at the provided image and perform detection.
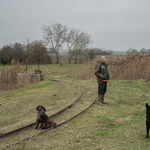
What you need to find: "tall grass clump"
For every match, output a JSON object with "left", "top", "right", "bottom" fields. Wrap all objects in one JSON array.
[
  {"left": 107, "top": 51, "right": 150, "bottom": 80},
  {"left": 0, "top": 59, "right": 31, "bottom": 92},
  {"left": 73, "top": 51, "right": 150, "bottom": 80},
  {"left": 0, "top": 59, "right": 20, "bottom": 92}
]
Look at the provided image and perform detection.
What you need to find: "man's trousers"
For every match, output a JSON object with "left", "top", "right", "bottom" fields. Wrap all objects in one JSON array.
[{"left": 98, "top": 82, "right": 107, "bottom": 95}]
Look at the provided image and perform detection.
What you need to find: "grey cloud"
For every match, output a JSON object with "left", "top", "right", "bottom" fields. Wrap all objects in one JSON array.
[{"left": 0, "top": 0, "right": 150, "bottom": 51}]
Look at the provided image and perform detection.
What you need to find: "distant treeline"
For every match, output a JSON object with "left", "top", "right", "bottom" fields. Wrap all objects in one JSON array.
[
  {"left": 126, "top": 47, "right": 150, "bottom": 54},
  {"left": 0, "top": 42, "right": 113, "bottom": 65},
  {"left": 0, "top": 23, "right": 114, "bottom": 65},
  {"left": 1, "top": 42, "right": 150, "bottom": 66},
  {"left": 1, "top": 23, "right": 150, "bottom": 65},
  {"left": 0, "top": 41, "right": 47, "bottom": 66}
]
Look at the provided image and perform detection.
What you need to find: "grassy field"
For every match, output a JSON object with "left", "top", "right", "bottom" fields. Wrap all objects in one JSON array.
[{"left": 0, "top": 64, "right": 150, "bottom": 150}]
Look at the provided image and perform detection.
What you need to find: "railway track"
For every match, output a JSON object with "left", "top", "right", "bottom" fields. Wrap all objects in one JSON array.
[
  {"left": 0, "top": 79, "right": 80, "bottom": 138},
  {"left": 0, "top": 79, "right": 96, "bottom": 150}
]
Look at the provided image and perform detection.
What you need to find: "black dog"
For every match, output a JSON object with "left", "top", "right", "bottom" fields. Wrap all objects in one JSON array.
[
  {"left": 146, "top": 103, "right": 150, "bottom": 138},
  {"left": 35, "top": 105, "right": 56, "bottom": 129}
]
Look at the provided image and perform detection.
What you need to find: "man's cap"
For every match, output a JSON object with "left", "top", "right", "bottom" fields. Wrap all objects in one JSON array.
[{"left": 100, "top": 56, "right": 106, "bottom": 61}]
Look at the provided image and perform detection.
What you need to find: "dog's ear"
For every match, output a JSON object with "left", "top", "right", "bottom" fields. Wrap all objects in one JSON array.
[
  {"left": 41, "top": 106, "right": 46, "bottom": 112},
  {"left": 36, "top": 106, "right": 40, "bottom": 110},
  {"left": 146, "top": 103, "right": 149, "bottom": 107}
]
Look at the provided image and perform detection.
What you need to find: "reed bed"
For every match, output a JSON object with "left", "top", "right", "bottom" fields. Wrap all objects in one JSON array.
[{"left": 73, "top": 51, "right": 150, "bottom": 80}]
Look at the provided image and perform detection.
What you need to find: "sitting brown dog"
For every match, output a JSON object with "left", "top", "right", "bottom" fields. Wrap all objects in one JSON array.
[{"left": 35, "top": 105, "right": 57, "bottom": 129}]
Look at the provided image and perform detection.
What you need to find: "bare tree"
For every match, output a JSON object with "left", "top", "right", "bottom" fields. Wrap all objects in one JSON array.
[
  {"left": 66, "top": 29, "right": 92, "bottom": 64},
  {"left": 66, "top": 28, "right": 76, "bottom": 63},
  {"left": 126, "top": 47, "right": 138, "bottom": 54},
  {"left": 31, "top": 41, "right": 47, "bottom": 70},
  {"left": 147, "top": 49, "right": 150, "bottom": 53},
  {"left": 22, "top": 39, "right": 35, "bottom": 70},
  {"left": 42, "top": 23, "right": 68, "bottom": 64}
]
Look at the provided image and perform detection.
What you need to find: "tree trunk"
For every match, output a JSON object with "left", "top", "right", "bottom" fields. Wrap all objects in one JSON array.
[
  {"left": 26, "top": 64, "right": 27, "bottom": 73},
  {"left": 74, "top": 58, "right": 77, "bottom": 64},
  {"left": 68, "top": 56, "right": 72, "bottom": 64},
  {"left": 56, "top": 53, "right": 59, "bottom": 64}
]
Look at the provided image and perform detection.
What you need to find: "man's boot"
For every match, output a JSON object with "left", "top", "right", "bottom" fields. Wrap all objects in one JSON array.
[
  {"left": 102, "top": 94, "right": 108, "bottom": 104},
  {"left": 98, "top": 94, "right": 104, "bottom": 106}
]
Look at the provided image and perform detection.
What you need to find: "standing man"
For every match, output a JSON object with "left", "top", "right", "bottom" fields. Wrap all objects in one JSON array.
[{"left": 94, "top": 56, "right": 109, "bottom": 106}]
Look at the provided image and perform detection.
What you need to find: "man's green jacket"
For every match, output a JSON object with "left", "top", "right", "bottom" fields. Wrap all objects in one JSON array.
[{"left": 94, "top": 61, "right": 109, "bottom": 84}]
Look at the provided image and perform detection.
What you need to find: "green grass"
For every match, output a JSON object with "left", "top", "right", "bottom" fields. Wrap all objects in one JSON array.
[
  {"left": 0, "top": 79, "right": 78, "bottom": 133},
  {"left": 0, "top": 64, "right": 150, "bottom": 150}
]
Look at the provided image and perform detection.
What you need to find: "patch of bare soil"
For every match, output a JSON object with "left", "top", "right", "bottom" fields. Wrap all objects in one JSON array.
[
  {"left": 139, "top": 95, "right": 146, "bottom": 99},
  {"left": 83, "top": 101, "right": 91, "bottom": 104},
  {"left": 111, "top": 117, "right": 131, "bottom": 125}
]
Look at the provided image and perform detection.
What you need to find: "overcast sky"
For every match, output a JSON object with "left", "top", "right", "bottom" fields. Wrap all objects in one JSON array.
[{"left": 0, "top": 0, "right": 150, "bottom": 51}]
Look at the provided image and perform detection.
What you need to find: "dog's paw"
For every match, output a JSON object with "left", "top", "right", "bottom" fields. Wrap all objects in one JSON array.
[{"left": 52, "top": 123, "right": 57, "bottom": 127}]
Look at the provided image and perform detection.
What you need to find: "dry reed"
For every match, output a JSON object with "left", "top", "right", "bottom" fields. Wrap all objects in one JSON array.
[
  {"left": 73, "top": 51, "right": 150, "bottom": 80},
  {"left": 0, "top": 59, "right": 31, "bottom": 92}
]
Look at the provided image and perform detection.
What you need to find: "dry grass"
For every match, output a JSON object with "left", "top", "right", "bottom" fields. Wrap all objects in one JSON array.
[
  {"left": 107, "top": 51, "right": 150, "bottom": 80},
  {"left": 73, "top": 52, "right": 150, "bottom": 80},
  {"left": 72, "top": 60, "right": 96, "bottom": 80},
  {"left": 0, "top": 59, "right": 31, "bottom": 92},
  {"left": 2, "top": 79, "right": 150, "bottom": 150},
  {"left": 1, "top": 52, "right": 150, "bottom": 92},
  {"left": 1, "top": 64, "right": 150, "bottom": 149},
  {"left": 0, "top": 59, "right": 20, "bottom": 92}
]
